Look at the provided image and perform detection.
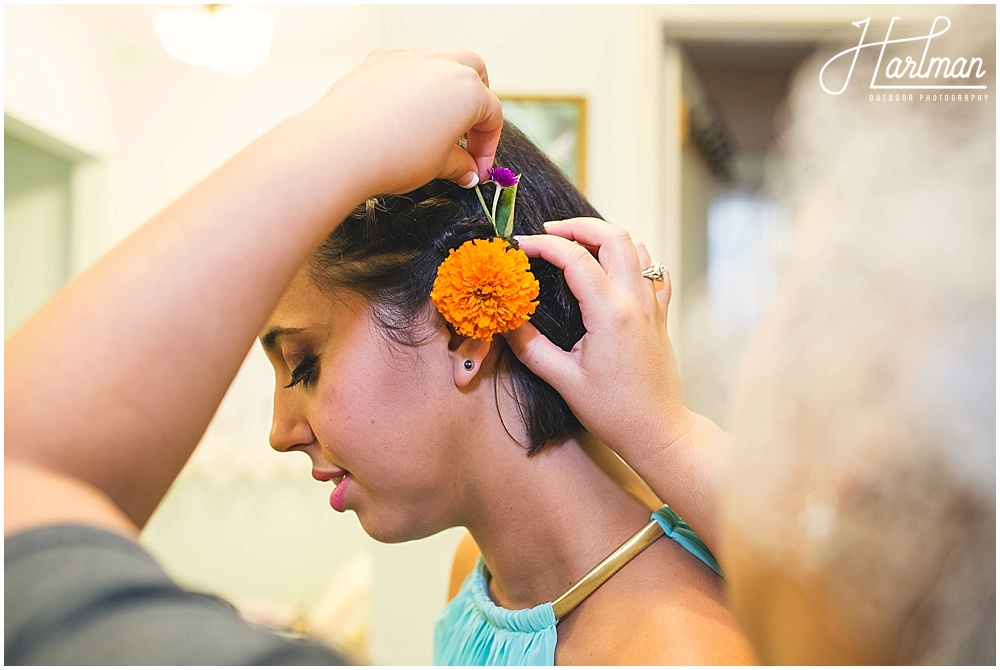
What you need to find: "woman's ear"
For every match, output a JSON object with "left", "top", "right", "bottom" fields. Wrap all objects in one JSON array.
[{"left": 450, "top": 334, "right": 492, "bottom": 388}]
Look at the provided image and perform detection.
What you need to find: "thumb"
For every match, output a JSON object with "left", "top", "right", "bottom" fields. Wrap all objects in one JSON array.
[
  {"left": 439, "top": 144, "right": 481, "bottom": 189},
  {"left": 504, "top": 321, "right": 571, "bottom": 387}
]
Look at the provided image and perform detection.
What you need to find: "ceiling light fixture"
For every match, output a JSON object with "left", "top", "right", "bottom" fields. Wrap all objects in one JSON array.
[{"left": 154, "top": 4, "right": 274, "bottom": 77}]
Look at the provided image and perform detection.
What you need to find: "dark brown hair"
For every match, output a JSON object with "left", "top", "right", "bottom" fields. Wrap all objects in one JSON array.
[{"left": 308, "top": 122, "right": 600, "bottom": 454}]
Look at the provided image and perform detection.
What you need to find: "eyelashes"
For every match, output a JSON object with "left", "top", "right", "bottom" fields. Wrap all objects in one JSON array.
[{"left": 285, "top": 355, "right": 318, "bottom": 389}]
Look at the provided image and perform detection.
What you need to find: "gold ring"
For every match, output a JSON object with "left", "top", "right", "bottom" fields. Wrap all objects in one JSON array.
[{"left": 641, "top": 262, "right": 666, "bottom": 282}]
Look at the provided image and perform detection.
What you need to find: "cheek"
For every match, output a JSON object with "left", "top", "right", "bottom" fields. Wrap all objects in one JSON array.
[{"left": 313, "top": 344, "right": 452, "bottom": 470}]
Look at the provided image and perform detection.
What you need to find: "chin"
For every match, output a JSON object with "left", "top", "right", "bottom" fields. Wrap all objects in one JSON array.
[{"left": 356, "top": 511, "right": 447, "bottom": 544}]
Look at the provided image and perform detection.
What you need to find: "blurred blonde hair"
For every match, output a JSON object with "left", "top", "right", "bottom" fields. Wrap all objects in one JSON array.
[{"left": 725, "top": 9, "right": 995, "bottom": 664}]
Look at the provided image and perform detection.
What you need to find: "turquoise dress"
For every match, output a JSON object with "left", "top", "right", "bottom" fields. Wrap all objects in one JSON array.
[{"left": 433, "top": 505, "right": 720, "bottom": 666}]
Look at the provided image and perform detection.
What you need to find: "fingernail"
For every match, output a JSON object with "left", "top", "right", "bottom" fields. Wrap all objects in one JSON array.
[
  {"left": 513, "top": 235, "right": 528, "bottom": 243},
  {"left": 542, "top": 221, "right": 553, "bottom": 228},
  {"left": 459, "top": 171, "right": 479, "bottom": 189}
]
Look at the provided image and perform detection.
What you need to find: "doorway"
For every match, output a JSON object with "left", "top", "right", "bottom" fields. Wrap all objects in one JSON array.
[
  {"left": 4, "top": 115, "right": 101, "bottom": 338},
  {"left": 669, "top": 37, "right": 816, "bottom": 422}
]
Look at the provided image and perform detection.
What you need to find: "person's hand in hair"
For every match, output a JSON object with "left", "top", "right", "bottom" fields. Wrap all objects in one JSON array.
[
  {"left": 506, "top": 217, "right": 726, "bottom": 552},
  {"left": 307, "top": 47, "right": 502, "bottom": 199}
]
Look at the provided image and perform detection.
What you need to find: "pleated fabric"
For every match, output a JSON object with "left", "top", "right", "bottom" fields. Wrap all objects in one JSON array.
[
  {"left": 433, "top": 504, "right": 722, "bottom": 665},
  {"left": 433, "top": 557, "right": 557, "bottom": 665}
]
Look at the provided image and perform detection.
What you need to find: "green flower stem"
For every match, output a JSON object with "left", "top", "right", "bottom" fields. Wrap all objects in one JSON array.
[{"left": 475, "top": 185, "right": 494, "bottom": 226}]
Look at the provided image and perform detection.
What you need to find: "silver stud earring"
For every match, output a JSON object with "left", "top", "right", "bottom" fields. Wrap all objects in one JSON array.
[{"left": 464, "top": 360, "right": 474, "bottom": 371}]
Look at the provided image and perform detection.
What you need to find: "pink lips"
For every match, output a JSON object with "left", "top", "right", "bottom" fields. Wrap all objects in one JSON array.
[{"left": 312, "top": 469, "right": 350, "bottom": 512}]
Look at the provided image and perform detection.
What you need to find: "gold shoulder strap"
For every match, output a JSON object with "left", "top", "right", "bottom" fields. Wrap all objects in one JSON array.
[{"left": 550, "top": 519, "right": 664, "bottom": 620}]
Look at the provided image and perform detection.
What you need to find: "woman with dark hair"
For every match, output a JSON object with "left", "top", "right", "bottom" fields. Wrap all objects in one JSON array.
[{"left": 260, "top": 122, "right": 755, "bottom": 665}]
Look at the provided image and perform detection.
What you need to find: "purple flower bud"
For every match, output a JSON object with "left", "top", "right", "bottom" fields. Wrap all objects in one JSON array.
[{"left": 488, "top": 166, "right": 520, "bottom": 188}]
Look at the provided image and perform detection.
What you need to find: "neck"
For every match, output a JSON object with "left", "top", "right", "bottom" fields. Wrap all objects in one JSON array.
[{"left": 461, "top": 431, "right": 656, "bottom": 610}]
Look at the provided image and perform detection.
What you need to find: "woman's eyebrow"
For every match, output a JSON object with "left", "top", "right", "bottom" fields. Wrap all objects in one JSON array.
[{"left": 260, "top": 326, "right": 305, "bottom": 351}]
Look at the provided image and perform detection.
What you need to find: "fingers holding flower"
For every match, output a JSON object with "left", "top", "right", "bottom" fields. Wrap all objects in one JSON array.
[{"left": 313, "top": 47, "right": 503, "bottom": 199}]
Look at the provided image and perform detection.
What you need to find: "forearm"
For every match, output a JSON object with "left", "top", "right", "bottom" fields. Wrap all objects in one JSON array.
[
  {"left": 613, "top": 409, "right": 727, "bottom": 557},
  {"left": 4, "top": 111, "right": 365, "bottom": 527}
]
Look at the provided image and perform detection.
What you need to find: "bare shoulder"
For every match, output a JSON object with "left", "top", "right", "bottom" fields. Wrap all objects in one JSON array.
[
  {"left": 555, "top": 536, "right": 758, "bottom": 665},
  {"left": 610, "top": 594, "right": 759, "bottom": 665},
  {"left": 446, "top": 531, "right": 481, "bottom": 601}
]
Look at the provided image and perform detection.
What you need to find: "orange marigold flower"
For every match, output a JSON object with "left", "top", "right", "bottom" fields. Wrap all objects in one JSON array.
[{"left": 430, "top": 238, "right": 540, "bottom": 342}]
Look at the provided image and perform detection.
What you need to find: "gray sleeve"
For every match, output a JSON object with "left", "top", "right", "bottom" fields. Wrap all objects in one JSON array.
[{"left": 4, "top": 525, "right": 349, "bottom": 665}]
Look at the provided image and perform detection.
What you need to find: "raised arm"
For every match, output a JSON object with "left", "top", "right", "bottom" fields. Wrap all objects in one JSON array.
[
  {"left": 4, "top": 48, "right": 502, "bottom": 536},
  {"left": 506, "top": 217, "right": 726, "bottom": 555}
]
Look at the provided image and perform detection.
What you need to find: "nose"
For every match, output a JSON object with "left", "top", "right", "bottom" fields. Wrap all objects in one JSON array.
[{"left": 269, "top": 391, "right": 315, "bottom": 454}]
